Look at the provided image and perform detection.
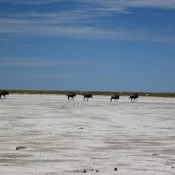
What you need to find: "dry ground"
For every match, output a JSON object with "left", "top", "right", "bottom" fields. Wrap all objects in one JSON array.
[{"left": 0, "top": 94, "right": 175, "bottom": 175}]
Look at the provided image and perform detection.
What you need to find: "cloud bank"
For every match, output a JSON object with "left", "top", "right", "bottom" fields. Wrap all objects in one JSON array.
[
  {"left": 1, "top": 0, "right": 175, "bottom": 9},
  {"left": 0, "top": 0, "right": 174, "bottom": 42}
]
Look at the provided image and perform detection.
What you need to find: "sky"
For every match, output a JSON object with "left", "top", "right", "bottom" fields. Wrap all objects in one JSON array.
[{"left": 0, "top": 0, "right": 175, "bottom": 92}]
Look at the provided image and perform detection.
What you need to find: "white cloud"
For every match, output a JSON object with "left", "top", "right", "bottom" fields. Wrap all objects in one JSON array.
[
  {"left": 0, "top": 20, "right": 174, "bottom": 42},
  {"left": 0, "top": 58, "right": 125, "bottom": 68},
  {"left": 1, "top": 0, "right": 175, "bottom": 9},
  {"left": 15, "top": 74, "right": 72, "bottom": 79},
  {"left": 0, "top": 74, "right": 72, "bottom": 79},
  {"left": 0, "top": 1, "right": 174, "bottom": 42},
  {"left": 77, "top": 0, "right": 175, "bottom": 10},
  {"left": 0, "top": 58, "right": 55, "bottom": 66},
  {"left": 0, "top": 58, "right": 83, "bottom": 67},
  {"left": 0, "top": 0, "right": 63, "bottom": 4}
]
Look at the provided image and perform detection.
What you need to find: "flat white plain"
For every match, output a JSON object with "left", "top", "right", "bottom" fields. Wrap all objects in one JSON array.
[{"left": 0, "top": 94, "right": 175, "bottom": 175}]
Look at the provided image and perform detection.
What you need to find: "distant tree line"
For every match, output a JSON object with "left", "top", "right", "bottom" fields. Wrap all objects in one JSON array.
[{"left": 0, "top": 89, "right": 175, "bottom": 97}]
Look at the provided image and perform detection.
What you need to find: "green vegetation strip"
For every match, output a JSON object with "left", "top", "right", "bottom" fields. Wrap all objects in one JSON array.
[{"left": 0, "top": 89, "right": 175, "bottom": 97}]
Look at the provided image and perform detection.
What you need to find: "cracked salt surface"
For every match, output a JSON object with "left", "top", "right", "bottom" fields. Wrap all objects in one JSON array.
[{"left": 0, "top": 94, "right": 175, "bottom": 174}]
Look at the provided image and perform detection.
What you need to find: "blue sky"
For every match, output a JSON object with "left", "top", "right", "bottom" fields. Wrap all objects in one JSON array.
[{"left": 0, "top": 0, "right": 175, "bottom": 92}]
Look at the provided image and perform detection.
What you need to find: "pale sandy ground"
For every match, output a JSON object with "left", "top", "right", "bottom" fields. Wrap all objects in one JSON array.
[{"left": 0, "top": 94, "right": 175, "bottom": 175}]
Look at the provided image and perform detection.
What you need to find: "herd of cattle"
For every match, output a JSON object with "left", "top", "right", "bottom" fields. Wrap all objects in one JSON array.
[
  {"left": 67, "top": 93, "right": 139, "bottom": 102},
  {"left": 0, "top": 91, "right": 139, "bottom": 102}
]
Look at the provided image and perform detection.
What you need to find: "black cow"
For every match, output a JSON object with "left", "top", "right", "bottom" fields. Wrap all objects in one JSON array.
[
  {"left": 67, "top": 93, "right": 76, "bottom": 101},
  {"left": 129, "top": 94, "right": 139, "bottom": 102},
  {"left": 110, "top": 95, "right": 120, "bottom": 102},
  {"left": 83, "top": 94, "right": 93, "bottom": 101},
  {"left": 0, "top": 91, "right": 9, "bottom": 100}
]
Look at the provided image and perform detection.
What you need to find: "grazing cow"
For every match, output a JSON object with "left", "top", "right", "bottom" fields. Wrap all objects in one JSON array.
[
  {"left": 110, "top": 95, "right": 120, "bottom": 102},
  {"left": 67, "top": 93, "right": 76, "bottom": 101},
  {"left": 83, "top": 94, "right": 93, "bottom": 101},
  {"left": 0, "top": 91, "right": 9, "bottom": 100},
  {"left": 129, "top": 94, "right": 139, "bottom": 102}
]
